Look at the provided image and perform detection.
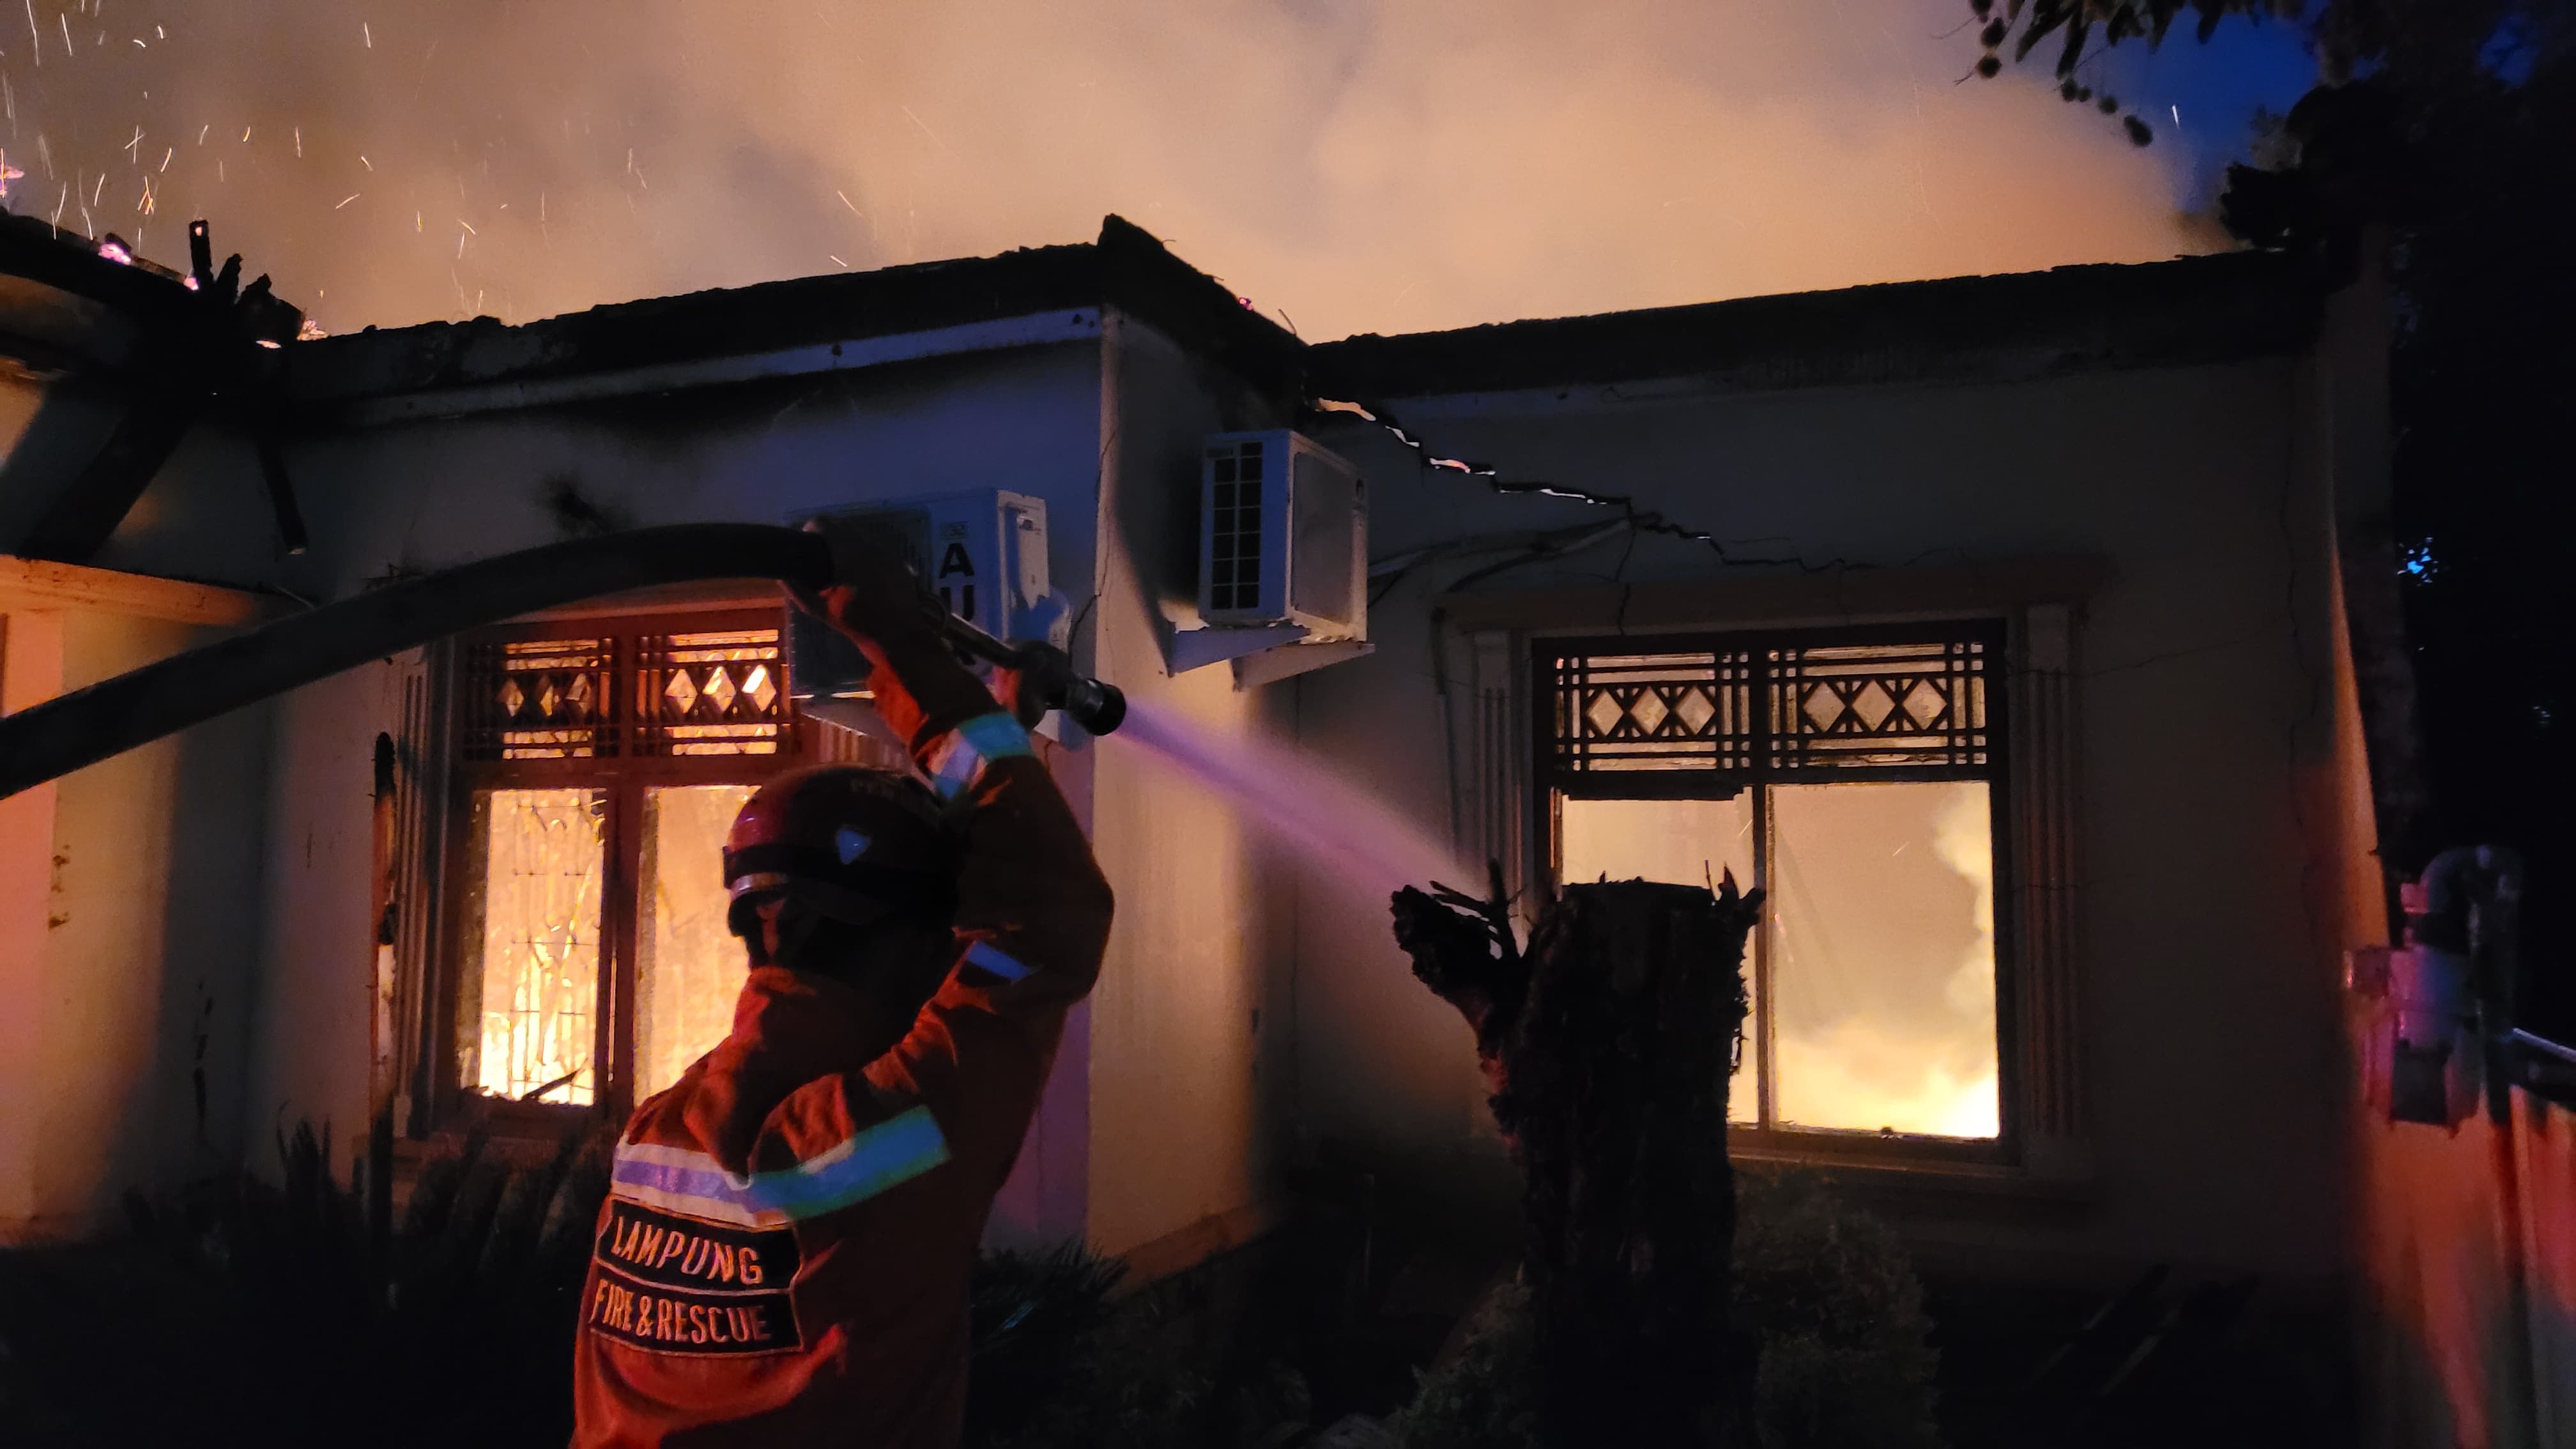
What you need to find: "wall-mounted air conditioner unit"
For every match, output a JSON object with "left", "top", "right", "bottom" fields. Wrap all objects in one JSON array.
[
  {"left": 1174, "top": 431, "right": 1370, "bottom": 683},
  {"left": 1199, "top": 431, "right": 1365, "bottom": 634}
]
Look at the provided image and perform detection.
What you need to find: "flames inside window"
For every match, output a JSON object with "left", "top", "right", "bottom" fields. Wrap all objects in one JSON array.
[
  {"left": 448, "top": 610, "right": 804, "bottom": 1118},
  {"left": 1545, "top": 625, "right": 2003, "bottom": 1142},
  {"left": 461, "top": 788, "right": 606, "bottom": 1105}
]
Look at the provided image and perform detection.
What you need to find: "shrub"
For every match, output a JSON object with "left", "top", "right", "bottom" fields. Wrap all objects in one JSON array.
[
  {"left": 1731, "top": 1166, "right": 1942, "bottom": 1449},
  {"left": 1387, "top": 1280, "right": 1543, "bottom": 1449},
  {"left": 0, "top": 1120, "right": 1307, "bottom": 1449},
  {"left": 969, "top": 1242, "right": 1315, "bottom": 1449},
  {"left": 970, "top": 1241, "right": 1137, "bottom": 1444},
  {"left": 0, "top": 1119, "right": 610, "bottom": 1449},
  {"left": 966, "top": 1240, "right": 1223, "bottom": 1449},
  {"left": 1389, "top": 1166, "right": 1942, "bottom": 1449}
]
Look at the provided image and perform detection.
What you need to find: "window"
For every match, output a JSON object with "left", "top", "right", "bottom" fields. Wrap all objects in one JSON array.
[
  {"left": 1540, "top": 624, "right": 2008, "bottom": 1151},
  {"left": 431, "top": 607, "right": 897, "bottom": 1128}
]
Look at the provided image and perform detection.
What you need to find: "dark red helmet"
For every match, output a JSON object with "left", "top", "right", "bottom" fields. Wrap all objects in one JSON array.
[{"left": 722, "top": 766, "right": 962, "bottom": 939}]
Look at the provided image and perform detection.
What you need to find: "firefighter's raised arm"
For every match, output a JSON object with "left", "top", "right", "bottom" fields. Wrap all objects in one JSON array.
[
  {"left": 576, "top": 537, "right": 1112, "bottom": 1449},
  {"left": 790, "top": 527, "right": 1112, "bottom": 1182}
]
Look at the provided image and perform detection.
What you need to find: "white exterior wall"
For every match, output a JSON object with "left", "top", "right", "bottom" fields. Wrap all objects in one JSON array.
[
  {"left": 92, "top": 333, "right": 1112, "bottom": 1248},
  {"left": 6, "top": 349, "right": 275, "bottom": 1245},
  {"left": 10, "top": 271, "right": 2389, "bottom": 1292},
  {"left": 1080, "top": 311, "right": 1301, "bottom": 1264},
  {"left": 28, "top": 305, "right": 1303, "bottom": 1268},
  {"left": 0, "top": 572, "right": 272, "bottom": 1243},
  {"left": 1291, "top": 355, "right": 2368, "bottom": 1285}
]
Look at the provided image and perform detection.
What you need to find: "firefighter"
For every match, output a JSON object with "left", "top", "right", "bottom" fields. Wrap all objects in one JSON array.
[{"left": 571, "top": 529, "right": 1113, "bottom": 1449}]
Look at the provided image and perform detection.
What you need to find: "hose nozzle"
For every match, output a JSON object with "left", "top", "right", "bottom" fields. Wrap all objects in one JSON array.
[
  {"left": 1007, "top": 640, "right": 1129, "bottom": 737},
  {"left": 924, "top": 613, "right": 1126, "bottom": 737}
]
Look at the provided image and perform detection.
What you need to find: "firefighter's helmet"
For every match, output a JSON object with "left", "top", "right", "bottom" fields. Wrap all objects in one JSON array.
[{"left": 721, "top": 766, "right": 962, "bottom": 939}]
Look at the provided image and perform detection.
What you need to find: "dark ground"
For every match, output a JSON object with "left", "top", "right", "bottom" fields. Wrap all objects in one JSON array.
[
  {"left": 1919, "top": 1269, "right": 2356, "bottom": 1449},
  {"left": 1132, "top": 1195, "right": 2359, "bottom": 1449}
]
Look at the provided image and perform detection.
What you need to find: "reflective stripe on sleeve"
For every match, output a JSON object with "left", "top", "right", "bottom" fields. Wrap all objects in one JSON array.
[
  {"left": 963, "top": 939, "right": 1035, "bottom": 983},
  {"left": 924, "top": 712, "right": 1033, "bottom": 801},
  {"left": 610, "top": 1105, "right": 953, "bottom": 1229}
]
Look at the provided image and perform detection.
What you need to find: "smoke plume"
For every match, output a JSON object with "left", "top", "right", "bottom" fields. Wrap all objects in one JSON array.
[{"left": 5, "top": 0, "right": 2218, "bottom": 339}]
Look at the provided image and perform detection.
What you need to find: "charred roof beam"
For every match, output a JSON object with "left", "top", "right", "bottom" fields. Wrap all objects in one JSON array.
[{"left": 10, "top": 218, "right": 306, "bottom": 564}]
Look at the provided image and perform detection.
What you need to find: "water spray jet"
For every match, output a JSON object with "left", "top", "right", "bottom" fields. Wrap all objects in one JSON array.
[{"left": 1103, "top": 697, "right": 1469, "bottom": 906}]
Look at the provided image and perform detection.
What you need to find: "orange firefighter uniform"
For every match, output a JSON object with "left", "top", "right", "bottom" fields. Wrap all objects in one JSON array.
[{"left": 570, "top": 644, "right": 1112, "bottom": 1449}]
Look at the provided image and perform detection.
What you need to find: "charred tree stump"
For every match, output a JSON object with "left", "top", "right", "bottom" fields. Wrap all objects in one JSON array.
[{"left": 1392, "top": 870, "right": 1762, "bottom": 1448}]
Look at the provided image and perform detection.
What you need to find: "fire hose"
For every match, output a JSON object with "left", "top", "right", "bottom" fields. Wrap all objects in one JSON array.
[{"left": 0, "top": 523, "right": 1125, "bottom": 801}]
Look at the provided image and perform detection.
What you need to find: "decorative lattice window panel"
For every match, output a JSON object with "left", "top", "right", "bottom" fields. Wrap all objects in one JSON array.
[
  {"left": 1541, "top": 624, "right": 2000, "bottom": 793},
  {"left": 461, "top": 616, "right": 798, "bottom": 762}
]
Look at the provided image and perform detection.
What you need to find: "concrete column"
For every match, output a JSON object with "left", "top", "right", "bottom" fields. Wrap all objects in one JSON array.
[
  {"left": 0, "top": 559, "right": 277, "bottom": 1243},
  {"left": 0, "top": 606, "right": 65, "bottom": 1239}
]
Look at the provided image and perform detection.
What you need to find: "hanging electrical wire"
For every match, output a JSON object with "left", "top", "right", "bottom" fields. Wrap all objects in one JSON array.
[
  {"left": 1311, "top": 391, "right": 1983, "bottom": 588},
  {"left": 1365, "top": 519, "right": 1629, "bottom": 606},
  {"left": 1310, "top": 395, "right": 1838, "bottom": 573}
]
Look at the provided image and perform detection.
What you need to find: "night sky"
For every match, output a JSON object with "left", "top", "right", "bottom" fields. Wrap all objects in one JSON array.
[{"left": 2092, "top": 12, "right": 2323, "bottom": 208}]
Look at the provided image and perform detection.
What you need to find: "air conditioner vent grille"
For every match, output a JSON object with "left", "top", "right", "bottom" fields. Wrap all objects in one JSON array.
[{"left": 1206, "top": 439, "right": 1266, "bottom": 613}]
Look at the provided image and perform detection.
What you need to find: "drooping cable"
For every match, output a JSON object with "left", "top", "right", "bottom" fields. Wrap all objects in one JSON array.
[{"left": 1312, "top": 395, "right": 1839, "bottom": 573}]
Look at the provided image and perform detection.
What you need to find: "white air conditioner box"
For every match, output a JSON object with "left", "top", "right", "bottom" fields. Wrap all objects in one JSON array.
[{"left": 1199, "top": 431, "right": 1366, "bottom": 639}]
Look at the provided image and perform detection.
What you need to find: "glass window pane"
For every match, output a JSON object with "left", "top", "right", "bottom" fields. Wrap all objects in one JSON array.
[
  {"left": 1558, "top": 793, "right": 1760, "bottom": 1123},
  {"left": 1768, "top": 781, "right": 1998, "bottom": 1139},
  {"left": 460, "top": 788, "right": 606, "bottom": 1105},
  {"left": 636, "top": 785, "right": 760, "bottom": 1098}
]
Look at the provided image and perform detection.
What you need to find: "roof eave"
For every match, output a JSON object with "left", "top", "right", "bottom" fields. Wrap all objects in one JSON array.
[
  {"left": 286, "top": 215, "right": 1306, "bottom": 418},
  {"left": 1307, "top": 249, "right": 2329, "bottom": 402}
]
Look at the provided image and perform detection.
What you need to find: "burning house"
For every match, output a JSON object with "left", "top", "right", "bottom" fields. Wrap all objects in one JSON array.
[{"left": 2, "top": 211, "right": 2563, "bottom": 1439}]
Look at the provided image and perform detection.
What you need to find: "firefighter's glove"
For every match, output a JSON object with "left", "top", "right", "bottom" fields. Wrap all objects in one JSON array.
[
  {"left": 793, "top": 519, "right": 944, "bottom": 656},
  {"left": 791, "top": 520, "right": 1000, "bottom": 736}
]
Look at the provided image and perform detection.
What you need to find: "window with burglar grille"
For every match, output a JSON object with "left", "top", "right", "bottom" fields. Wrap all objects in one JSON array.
[
  {"left": 434, "top": 606, "right": 905, "bottom": 1128},
  {"left": 1540, "top": 624, "right": 2007, "bottom": 1146}
]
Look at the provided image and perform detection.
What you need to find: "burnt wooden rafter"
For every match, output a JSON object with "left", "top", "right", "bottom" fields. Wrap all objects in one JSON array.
[{"left": 10, "top": 220, "right": 306, "bottom": 564}]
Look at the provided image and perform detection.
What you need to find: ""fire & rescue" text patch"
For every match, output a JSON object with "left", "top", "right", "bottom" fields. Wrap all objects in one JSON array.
[{"left": 585, "top": 1197, "right": 802, "bottom": 1356}]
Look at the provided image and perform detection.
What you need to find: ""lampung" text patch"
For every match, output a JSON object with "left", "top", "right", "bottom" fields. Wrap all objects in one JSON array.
[{"left": 586, "top": 1198, "right": 801, "bottom": 1356}]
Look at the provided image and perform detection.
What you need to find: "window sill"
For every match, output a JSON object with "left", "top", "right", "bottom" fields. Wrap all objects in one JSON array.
[
  {"left": 392, "top": 1096, "right": 611, "bottom": 1186},
  {"left": 385, "top": 1128, "right": 593, "bottom": 1224},
  {"left": 393, "top": 1123, "right": 595, "bottom": 1174},
  {"left": 1729, "top": 1141, "right": 2096, "bottom": 1221}
]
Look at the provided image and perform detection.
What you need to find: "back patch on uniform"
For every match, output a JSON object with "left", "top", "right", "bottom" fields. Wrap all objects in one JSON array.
[{"left": 586, "top": 1198, "right": 802, "bottom": 1356}]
